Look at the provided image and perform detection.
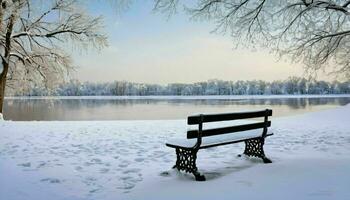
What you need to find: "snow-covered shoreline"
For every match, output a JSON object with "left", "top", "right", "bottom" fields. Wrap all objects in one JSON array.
[
  {"left": 1, "top": 104, "right": 350, "bottom": 200},
  {"left": 4, "top": 94, "right": 350, "bottom": 100}
]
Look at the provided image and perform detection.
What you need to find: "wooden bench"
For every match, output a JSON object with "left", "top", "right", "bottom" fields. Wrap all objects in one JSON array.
[{"left": 166, "top": 109, "right": 273, "bottom": 181}]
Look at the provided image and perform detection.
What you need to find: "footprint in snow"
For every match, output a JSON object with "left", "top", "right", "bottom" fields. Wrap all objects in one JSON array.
[
  {"left": 159, "top": 171, "right": 171, "bottom": 177},
  {"left": 40, "top": 178, "right": 62, "bottom": 184},
  {"left": 91, "top": 158, "right": 102, "bottom": 163},
  {"left": 18, "top": 162, "right": 31, "bottom": 167},
  {"left": 117, "top": 181, "right": 135, "bottom": 191},
  {"left": 37, "top": 162, "right": 47, "bottom": 168},
  {"left": 99, "top": 168, "right": 110, "bottom": 173},
  {"left": 122, "top": 168, "right": 141, "bottom": 174},
  {"left": 89, "top": 188, "right": 100, "bottom": 194},
  {"left": 75, "top": 166, "right": 83, "bottom": 171},
  {"left": 118, "top": 160, "right": 130, "bottom": 168},
  {"left": 134, "top": 157, "right": 144, "bottom": 162}
]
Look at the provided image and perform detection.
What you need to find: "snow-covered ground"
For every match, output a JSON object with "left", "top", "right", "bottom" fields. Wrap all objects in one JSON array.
[
  {"left": 0, "top": 105, "right": 350, "bottom": 200},
  {"left": 5, "top": 94, "right": 350, "bottom": 100}
]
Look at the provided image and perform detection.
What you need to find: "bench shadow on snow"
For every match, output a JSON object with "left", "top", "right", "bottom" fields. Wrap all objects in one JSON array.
[{"left": 160, "top": 155, "right": 266, "bottom": 181}]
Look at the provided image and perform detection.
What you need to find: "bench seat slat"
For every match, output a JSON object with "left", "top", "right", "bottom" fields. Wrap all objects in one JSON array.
[{"left": 166, "top": 129, "right": 272, "bottom": 149}]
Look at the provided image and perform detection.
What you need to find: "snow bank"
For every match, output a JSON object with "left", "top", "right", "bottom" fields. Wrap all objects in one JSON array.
[
  {"left": 5, "top": 94, "right": 350, "bottom": 100},
  {"left": 0, "top": 105, "right": 350, "bottom": 200},
  {"left": 0, "top": 113, "right": 3, "bottom": 121}
]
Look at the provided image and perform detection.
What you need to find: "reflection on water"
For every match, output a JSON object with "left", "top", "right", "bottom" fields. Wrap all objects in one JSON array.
[{"left": 4, "top": 97, "right": 350, "bottom": 121}]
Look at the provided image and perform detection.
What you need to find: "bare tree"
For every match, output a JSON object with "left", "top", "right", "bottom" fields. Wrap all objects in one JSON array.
[
  {"left": 153, "top": 0, "right": 350, "bottom": 79},
  {"left": 0, "top": 0, "right": 107, "bottom": 113}
]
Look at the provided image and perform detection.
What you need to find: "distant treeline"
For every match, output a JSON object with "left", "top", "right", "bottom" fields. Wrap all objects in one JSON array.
[{"left": 14, "top": 77, "right": 350, "bottom": 96}]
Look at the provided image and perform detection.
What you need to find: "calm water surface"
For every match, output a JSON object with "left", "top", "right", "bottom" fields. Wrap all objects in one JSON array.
[{"left": 4, "top": 97, "right": 350, "bottom": 121}]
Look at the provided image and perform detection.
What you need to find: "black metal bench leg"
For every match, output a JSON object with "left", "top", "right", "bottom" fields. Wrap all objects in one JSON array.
[
  {"left": 262, "top": 156, "right": 272, "bottom": 163},
  {"left": 193, "top": 171, "right": 206, "bottom": 181},
  {"left": 173, "top": 148, "right": 206, "bottom": 181},
  {"left": 243, "top": 138, "right": 272, "bottom": 163}
]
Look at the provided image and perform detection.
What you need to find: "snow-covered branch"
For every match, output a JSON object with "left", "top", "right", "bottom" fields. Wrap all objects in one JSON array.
[{"left": 153, "top": 0, "right": 350, "bottom": 78}]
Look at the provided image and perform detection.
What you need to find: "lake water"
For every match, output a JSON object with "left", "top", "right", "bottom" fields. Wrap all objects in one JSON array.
[{"left": 3, "top": 96, "right": 350, "bottom": 121}]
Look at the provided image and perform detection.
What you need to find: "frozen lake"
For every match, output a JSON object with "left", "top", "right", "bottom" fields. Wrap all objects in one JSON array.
[{"left": 4, "top": 95, "right": 350, "bottom": 121}]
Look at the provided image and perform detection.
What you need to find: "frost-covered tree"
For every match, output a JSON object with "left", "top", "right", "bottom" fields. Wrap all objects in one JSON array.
[
  {"left": 153, "top": 0, "right": 350, "bottom": 79},
  {"left": 19, "top": 78, "right": 350, "bottom": 96},
  {"left": 285, "top": 77, "right": 300, "bottom": 94},
  {"left": 0, "top": 0, "right": 107, "bottom": 113}
]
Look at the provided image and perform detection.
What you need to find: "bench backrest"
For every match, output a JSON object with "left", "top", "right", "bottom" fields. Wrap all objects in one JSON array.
[{"left": 187, "top": 109, "right": 272, "bottom": 139}]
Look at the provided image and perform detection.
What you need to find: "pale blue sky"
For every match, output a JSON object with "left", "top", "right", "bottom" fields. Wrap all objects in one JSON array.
[{"left": 71, "top": 1, "right": 318, "bottom": 84}]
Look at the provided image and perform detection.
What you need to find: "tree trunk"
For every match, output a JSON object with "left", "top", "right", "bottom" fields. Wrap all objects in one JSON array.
[
  {"left": 0, "top": 13, "right": 15, "bottom": 114},
  {"left": 0, "top": 72, "right": 6, "bottom": 114}
]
